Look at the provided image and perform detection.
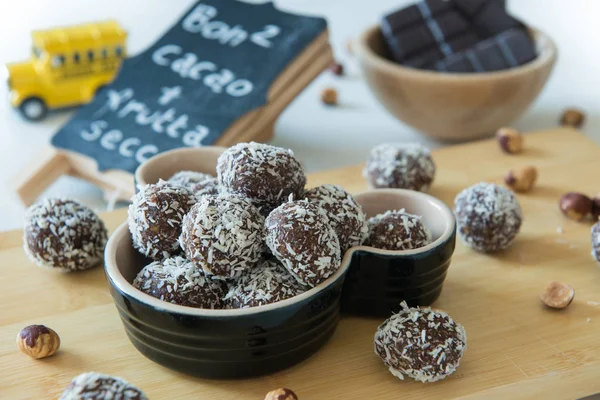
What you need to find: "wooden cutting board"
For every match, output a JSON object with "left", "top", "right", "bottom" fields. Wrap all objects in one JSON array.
[{"left": 2, "top": 127, "right": 600, "bottom": 400}]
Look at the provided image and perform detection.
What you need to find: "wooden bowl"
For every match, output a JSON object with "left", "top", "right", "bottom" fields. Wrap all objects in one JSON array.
[{"left": 355, "top": 26, "right": 557, "bottom": 141}]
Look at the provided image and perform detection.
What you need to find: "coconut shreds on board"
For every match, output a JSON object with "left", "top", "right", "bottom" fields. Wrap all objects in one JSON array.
[
  {"left": 454, "top": 182, "right": 522, "bottom": 252},
  {"left": 128, "top": 180, "right": 196, "bottom": 260},
  {"left": 374, "top": 302, "right": 467, "bottom": 383},
  {"left": 304, "top": 184, "right": 368, "bottom": 252},
  {"left": 224, "top": 259, "right": 306, "bottom": 308},
  {"left": 59, "top": 372, "right": 148, "bottom": 400},
  {"left": 133, "top": 256, "right": 223, "bottom": 308},
  {"left": 364, "top": 143, "right": 435, "bottom": 192},
  {"left": 367, "top": 209, "right": 432, "bottom": 251},
  {"left": 23, "top": 198, "right": 107, "bottom": 271},
  {"left": 265, "top": 200, "right": 341, "bottom": 288},
  {"left": 179, "top": 193, "right": 264, "bottom": 280}
]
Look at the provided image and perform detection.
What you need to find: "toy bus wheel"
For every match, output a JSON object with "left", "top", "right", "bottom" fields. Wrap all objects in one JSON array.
[{"left": 19, "top": 97, "right": 48, "bottom": 121}]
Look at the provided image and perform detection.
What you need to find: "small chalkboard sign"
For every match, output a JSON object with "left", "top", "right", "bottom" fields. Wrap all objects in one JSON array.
[{"left": 14, "top": 0, "right": 332, "bottom": 205}]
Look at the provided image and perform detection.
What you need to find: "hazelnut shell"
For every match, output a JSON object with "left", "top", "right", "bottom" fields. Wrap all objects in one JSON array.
[
  {"left": 559, "top": 192, "right": 592, "bottom": 221},
  {"left": 265, "top": 388, "right": 298, "bottom": 400},
  {"left": 17, "top": 324, "right": 60, "bottom": 359},
  {"left": 541, "top": 281, "right": 574, "bottom": 309}
]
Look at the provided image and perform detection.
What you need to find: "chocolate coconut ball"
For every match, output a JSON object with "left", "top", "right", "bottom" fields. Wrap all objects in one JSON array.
[
  {"left": 592, "top": 221, "right": 600, "bottom": 263},
  {"left": 168, "top": 170, "right": 213, "bottom": 189},
  {"left": 190, "top": 177, "right": 220, "bottom": 200},
  {"left": 364, "top": 143, "right": 435, "bottom": 192},
  {"left": 23, "top": 198, "right": 107, "bottom": 271},
  {"left": 366, "top": 209, "right": 432, "bottom": 251},
  {"left": 179, "top": 193, "right": 264, "bottom": 279},
  {"left": 59, "top": 372, "right": 147, "bottom": 400},
  {"left": 133, "top": 256, "right": 224, "bottom": 308},
  {"left": 304, "top": 184, "right": 368, "bottom": 253},
  {"left": 217, "top": 142, "right": 306, "bottom": 212},
  {"left": 128, "top": 180, "right": 196, "bottom": 260},
  {"left": 225, "top": 259, "right": 306, "bottom": 308},
  {"left": 454, "top": 182, "right": 522, "bottom": 252},
  {"left": 266, "top": 200, "right": 341, "bottom": 287},
  {"left": 374, "top": 302, "right": 467, "bottom": 383}
]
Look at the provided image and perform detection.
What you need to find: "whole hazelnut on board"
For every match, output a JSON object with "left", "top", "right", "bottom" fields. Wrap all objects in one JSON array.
[
  {"left": 496, "top": 127, "right": 523, "bottom": 154},
  {"left": 504, "top": 166, "right": 538, "bottom": 193},
  {"left": 591, "top": 195, "right": 600, "bottom": 221},
  {"left": 17, "top": 324, "right": 60, "bottom": 359},
  {"left": 265, "top": 388, "right": 298, "bottom": 400},
  {"left": 559, "top": 192, "right": 593, "bottom": 221},
  {"left": 329, "top": 62, "right": 344, "bottom": 76},
  {"left": 541, "top": 281, "right": 574, "bottom": 309},
  {"left": 320, "top": 88, "right": 338, "bottom": 106},
  {"left": 560, "top": 108, "right": 585, "bottom": 129}
]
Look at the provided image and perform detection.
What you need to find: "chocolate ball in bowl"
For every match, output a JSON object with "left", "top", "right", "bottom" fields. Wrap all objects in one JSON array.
[
  {"left": 128, "top": 180, "right": 196, "bottom": 260},
  {"left": 304, "top": 184, "right": 368, "bottom": 253},
  {"left": 217, "top": 142, "right": 306, "bottom": 212},
  {"left": 266, "top": 200, "right": 341, "bottom": 287},
  {"left": 24, "top": 198, "right": 107, "bottom": 271},
  {"left": 179, "top": 193, "right": 264, "bottom": 280},
  {"left": 366, "top": 209, "right": 432, "bottom": 251},
  {"left": 168, "top": 170, "right": 213, "bottom": 189},
  {"left": 454, "top": 182, "right": 522, "bottom": 252},
  {"left": 364, "top": 143, "right": 435, "bottom": 192}
]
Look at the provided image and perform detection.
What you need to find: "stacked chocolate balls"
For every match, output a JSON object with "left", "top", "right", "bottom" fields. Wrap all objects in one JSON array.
[{"left": 128, "top": 142, "right": 369, "bottom": 309}]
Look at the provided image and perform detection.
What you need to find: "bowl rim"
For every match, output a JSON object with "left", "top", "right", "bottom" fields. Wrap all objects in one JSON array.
[
  {"left": 355, "top": 24, "right": 558, "bottom": 80},
  {"left": 344, "top": 188, "right": 456, "bottom": 258},
  {"left": 105, "top": 222, "right": 351, "bottom": 317}
]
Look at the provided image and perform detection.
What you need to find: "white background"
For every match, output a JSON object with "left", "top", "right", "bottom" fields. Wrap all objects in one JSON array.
[{"left": 1, "top": 0, "right": 599, "bottom": 231}]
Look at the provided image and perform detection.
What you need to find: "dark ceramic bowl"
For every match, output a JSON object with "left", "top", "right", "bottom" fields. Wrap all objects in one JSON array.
[
  {"left": 342, "top": 189, "right": 456, "bottom": 318},
  {"left": 104, "top": 223, "right": 349, "bottom": 379}
]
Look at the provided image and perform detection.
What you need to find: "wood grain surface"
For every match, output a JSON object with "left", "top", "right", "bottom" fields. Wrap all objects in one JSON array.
[{"left": 2, "top": 128, "right": 600, "bottom": 399}]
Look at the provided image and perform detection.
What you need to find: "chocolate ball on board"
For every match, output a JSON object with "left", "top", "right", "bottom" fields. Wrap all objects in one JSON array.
[
  {"left": 374, "top": 302, "right": 467, "bottom": 383},
  {"left": 366, "top": 209, "right": 432, "bottom": 251},
  {"left": 454, "top": 182, "right": 522, "bottom": 252},
  {"left": 304, "top": 184, "right": 368, "bottom": 253},
  {"left": 364, "top": 143, "right": 435, "bottom": 192},
  {"left": 266, "top": 200, "right": 341, "bottom": 288},
  {"left": 217, "top": 142, "right": 306, "bottom": 213},
  {"left": 133, "top": 256, "right": 224, "bottom": 308},
  {"left": 24, "top": 198, "right": 107, "bottom": 271},
  {"left": 179, "top": 193, "right": 264, "bottom": 280},
  {"left": 128, "top": 180, "right": 196, "bottom": 260},
  {"left": 59, "top": 372, "right": 147, "bottom": 400},
  {"left": 225, "top": 259, "right": 306, "bottom": 308}
]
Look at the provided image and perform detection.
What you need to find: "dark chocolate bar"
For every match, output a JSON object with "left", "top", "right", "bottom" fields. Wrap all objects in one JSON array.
[
  {"left": 432, "top": 28, "right": 536, "bottom": 73},
  {"left": 381, "top": 0, "right": 452, "bottom": 36},
  {"left": 454, "top": 0, "right": 523, "bottom": 36},
  {"left": 403, "top": 31, "right": 480, "bottom": 68}
]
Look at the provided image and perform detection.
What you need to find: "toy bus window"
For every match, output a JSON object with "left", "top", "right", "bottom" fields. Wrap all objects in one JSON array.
[
  {"left": 101, "top": 48, "right": 108, "bottom": 59},
  {"left": 73, "top": 52, "right": 81, "bottom": 64},
  {"left": 32, "top": 47, "right": 42, "bottom": 59},
  {"left": 50, "top": 55, "right": 65, "bottom": 68},
  {"left": 88, "top": 50, "right": 94, "bottom": 62},
  {"left": 115, "top": 46, "right": 123, "bottom": 58}
]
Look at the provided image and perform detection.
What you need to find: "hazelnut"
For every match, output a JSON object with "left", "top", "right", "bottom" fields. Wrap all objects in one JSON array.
[
  {"left": 541, "top": 281, "right": 574, "bottom": 309},
  {"left": 265, "top": 388, "right": 298, "bottom": 400},
  {"left": 320, "top": 88, "right": 338, "bottom": 106},
  {"left": 504, "top": 165, "right": 538, "bottom": 193},
  {"left": 559, "top": 192, "right": 592, "bottom": 221},
  {"left": 329, "top": 62, "right": 344, "bottom": 76},
  {"left": 496, "top": 127, "right": 523, "bottom": 154},
  {"left": 17, "top": 324, "right": 60, "bottom": 359},
  {"left": 591, "top": 195, "right": 600, "bottom": 221},
  {"left": 560, "top": 108, "right": 585, "bottom": 129}
]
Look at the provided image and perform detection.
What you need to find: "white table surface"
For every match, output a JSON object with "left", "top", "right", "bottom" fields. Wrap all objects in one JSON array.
[{"left": 1, "top": 0, "right": 599, "bottom": 231}]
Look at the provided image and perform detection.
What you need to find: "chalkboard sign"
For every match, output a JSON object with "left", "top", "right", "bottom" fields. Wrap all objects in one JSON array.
[{"left": 51, "top": 0, "right": 327, "bottom": 174}]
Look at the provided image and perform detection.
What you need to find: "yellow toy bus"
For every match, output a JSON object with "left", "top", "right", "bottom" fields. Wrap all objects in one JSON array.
[{"left": 6, "top": 20, "right": 127, "bottom": 121}]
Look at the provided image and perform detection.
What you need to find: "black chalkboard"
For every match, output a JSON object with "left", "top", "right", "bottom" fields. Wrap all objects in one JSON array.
[{"left": 51, "top": 0, "right": 327, "bottom": 173}]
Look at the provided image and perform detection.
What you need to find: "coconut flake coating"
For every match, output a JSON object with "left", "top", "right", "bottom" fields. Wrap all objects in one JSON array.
[
  {"left": 128, "top": 180, "right": 196, "bottom": 260},
  {"left": 592, "top": 221, "right": 600, "bottom": 262},
  {"left": 265, "top": 200, "right": 341, "bottom": 287},
  {"left": 133, "top": 256, "right": 224, "bottom": 308},
  {"left": 374, "top": 302, "right": 467, "bottom": 383},
  {"left": 23, "top": 198, "right": 107, "bottom": 271},
  {"left": 225, "top": 259, "right": 306, "bottom": 308},
  {"left": 454, "top": 182, "right": 522, "bottom": 252},
  {"left": 168, "top": 170, "right": 214, "bottom": 189},
  {"left": 59, "top": 372, "right": 147, "bottom": 400},
  {"left": 179, "top": 193, "right": 264, "bottom": 279},
  {"left": 190, "top": 177, "right": 220, "bottom": 200},
  {"left": 364, "top": 143, "right": 435, "bottom": 192},
  {"left": 304, "top": 184, "right": 368, "bottom": 253},
  {"left": 217, "top": 142, "right": 306, "bottom": 212},
  {"left": 366, "top": 209, "right": 432, "bottom": 251}
]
